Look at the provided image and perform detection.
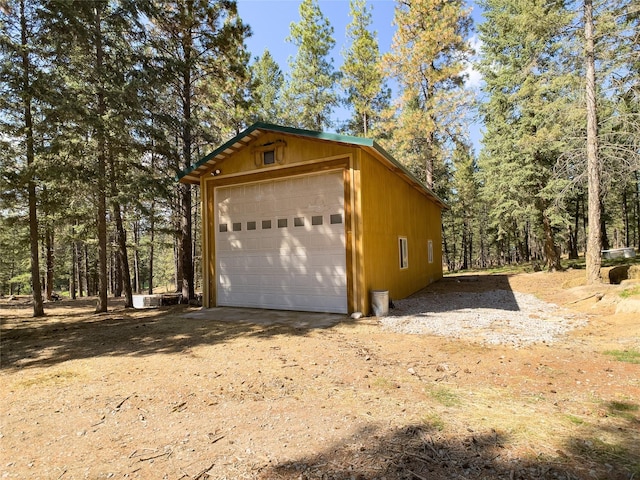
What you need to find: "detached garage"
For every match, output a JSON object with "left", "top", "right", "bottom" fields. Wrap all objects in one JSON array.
[{"left": 178, "top": 122, "right": 445, "bottom": 316}]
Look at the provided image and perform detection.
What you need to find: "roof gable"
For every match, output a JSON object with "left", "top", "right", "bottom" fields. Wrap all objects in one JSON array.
[{"left": 177, "top": 122, "right": 446, "bottom": 208}]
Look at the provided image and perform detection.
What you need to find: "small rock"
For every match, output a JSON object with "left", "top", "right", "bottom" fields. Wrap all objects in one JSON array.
[{"left": 408, "top": 367, "right": 416, "bottom": 375}]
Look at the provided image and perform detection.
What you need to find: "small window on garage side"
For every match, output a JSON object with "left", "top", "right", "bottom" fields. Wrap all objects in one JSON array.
[
  {"left": 428, "top": 239, "right": 434, "bottom": 264},
  {"left": 312, "top": 215, "right": 323, "bottom": 226},
  {"left": 233, "top": 222, "right": 241, "bottom": 232},
  {"left": 294, "top": 217, "right": 304, "bottom": 227},
  {"left": 262, "top": 220, "right": 272, "bottom": 229},
  {"left": 399, "top": 237, "right": 408, "bottom": 269},
  {"left": 263, "top": 150, "right": 275, "bottom": 165},
  {"left": 330, "top": 213, "right": 343, "bottom": 224},
  {"left": 278, "top": 218, "right": 288, "bottom": 228},
  {"left": 247, "top": 221, "right": 256, "bottom": 231},
  {"left": 219, "top": 223, "right": 228, "bottom": 233}
]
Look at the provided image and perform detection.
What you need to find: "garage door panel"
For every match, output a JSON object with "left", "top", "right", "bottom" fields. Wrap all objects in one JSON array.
[
  {"left": 215, "top": 171, "right": 347, "bottom": 314},
  {"left": 218, "top": 292, "right": 347, "bottom": 313}
]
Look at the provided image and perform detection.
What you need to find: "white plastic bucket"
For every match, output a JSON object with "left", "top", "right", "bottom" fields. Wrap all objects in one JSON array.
[{"left": 371, "top": 290, "right": 389, "bottom": 317}]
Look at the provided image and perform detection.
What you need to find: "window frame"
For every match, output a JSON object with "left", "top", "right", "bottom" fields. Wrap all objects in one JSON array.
[
  {"left": 252, "top": 140, "right": 286, "bottom": 167},
  {"left": 399, "top": 236, "right": 409, "bottom": 269},
  {"left": 262, "top": 149, "right": 276, "bottom": 165}
]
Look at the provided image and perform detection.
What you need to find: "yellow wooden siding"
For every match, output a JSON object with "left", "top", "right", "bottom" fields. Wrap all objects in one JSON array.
[{"left": 359, "top": 152, "right": 443, "bottom": 313}]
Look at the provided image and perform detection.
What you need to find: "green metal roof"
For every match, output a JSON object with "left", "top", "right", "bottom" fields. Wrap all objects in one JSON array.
[{"left": 177, "top": 122, "right": 446, "bottom": 208}]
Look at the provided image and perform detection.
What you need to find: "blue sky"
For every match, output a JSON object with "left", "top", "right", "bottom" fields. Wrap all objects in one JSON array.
[{"left": 236, "top": 0, "right": 484, "bottom": 151}]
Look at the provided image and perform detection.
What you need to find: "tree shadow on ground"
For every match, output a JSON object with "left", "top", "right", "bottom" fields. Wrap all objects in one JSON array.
[
  {"left": 395, "top": 274, "right": 522, "bottom": 314},
  {"left": 563, "top": 399, "right": 640, "bottom": 480},
  {"left": 0, "top": 300, "right": 340, "bottom": 370},
  {"left": 259, "top": 419, "right": 639, "bottom": 480}
]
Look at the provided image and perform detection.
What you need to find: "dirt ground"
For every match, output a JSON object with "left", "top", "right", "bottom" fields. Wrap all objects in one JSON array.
[{"left": 1, "top": 269, "right": 639, "bottom": 480}]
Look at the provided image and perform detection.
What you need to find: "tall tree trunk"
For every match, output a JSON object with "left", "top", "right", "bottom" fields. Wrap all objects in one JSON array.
[
  {"left": 107, "top": 126, "right": 132, "bottom": 306},
  {"left": 113, "top": 237, "right": 122, "bottom": 297},
  {"left": 567, "top": 225, "right": 576, "bottom": 260},
  {"left": 76, "top": 239, "right": 84, "bottom": 297},
  {"left": 584, "top": 0, "right": 602, "bottom": 284},
  {"left": 524, "top": 222, "right": 531, "bottom": 262},
  {"left": 569, "top": 197, "right": 580, "bottom": 259},
  {"left": 147, "top": 149, "right": 156, "bottom": 295},
  {"left": 622, "top": 187, "right": 630, "bottom": 247},
  {"left": 451, "top": 218, "right": 458, "bottom": 270},
  {"left": 536, "top": 195, "right": 562, "bottom": 271},
  {"left": 425, "top": 130, "right": 434, "bottom": 190},
  {"left": 70, "top": 237, "right": 76, "bottom": 300},
  {"left": 479, "top": 225, "right": 485, "bottom": 268},
  {"left": 479, "top": 205, "right": 487, "bottom": 268},
  {"left": 441, "top": 224, "right": 452, "bottom": 272},
  {"left": 84, "top": 244, "right": 91, "bottom": 296},
  {"left": 581, "top": 193, "right": 588, "bottom": 253},
  {"left": 113, "top": 202, "right": 133, "bottom": 307},
  {"left": 174, "top": 231, "right": 180, "bottom": 292},
  {"left": 600, "top": 199, "right": 609, "bottom": 250},
  {"left": 179, "top": 28, "right": 194, "bottom": 303},
  {"left": 133, "top": 221, "right": 140, "bottom": 294},
  {"left": 541, "top": 212, "right": 561, "bottom": 271},
  {"left": 20, "top": 0, "right": 44, "bottom": 317},
  {"left": 461, "top": 219, "right": 468, "bottom": 270},
  {"left": 468, "top": 218, "right": 473, "bottom": 269},
  {"left": 94, "top": 6, "right": 108, "bottom": 312},
  {"left": 179, "top": 184, "right": 193, "bottom": 302},
  {"left": 45, "top": 225, "right": 54, "bottom": 300},
  {"left": 149, "top": 203, "right": 155, "bottom": 295},
  {"left": 516, "top": 223, "right": 526, "bottom": 263},
  {"left": 636, "top": 172, "right": 640, "bottom": 249}
]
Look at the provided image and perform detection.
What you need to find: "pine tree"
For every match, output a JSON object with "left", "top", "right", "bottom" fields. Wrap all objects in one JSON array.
[
  {"left": 206, "top": 37, "right": 253, "bottom": 136},
  {"left": 451, "top": 141, "right": 479, "bottom": 270},
  {"left": 250, "top": 49, "right": 284, "bottom": 124},
  {"left": 147, "top": 0, "right": 250, "bottom": 302},
  {"left": 477, "top": 0, "right": 576, "bottom": 270},
  {"left": 533, "top": 0, "right": 639, "bottom": 273},
  {"left": 582, "top": 0, "right": 639, "bottom": 281},
  {"left": 340, "top": 0, "right": 389, "bottom": 137},
  {"left": 283, "top": 0, "right": 338, "bottom": 131},
  {"left": 1, "top": 0, "right": 47, "bottom": 316},
  {"left": 382, "top": 0, "right": 473, "bottom": 189},
  {"left": 39, "top": 0, "right": 161, "bottom": 309}
]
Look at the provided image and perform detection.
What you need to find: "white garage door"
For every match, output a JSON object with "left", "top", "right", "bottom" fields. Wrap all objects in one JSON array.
[{"left": 215, "top": 171, "right": 348, "bottom": 313}]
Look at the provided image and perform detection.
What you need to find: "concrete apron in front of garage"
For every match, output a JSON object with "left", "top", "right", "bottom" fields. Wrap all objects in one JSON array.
[{"left": 181, "top": 307, "right": 347, "bottom": 329}]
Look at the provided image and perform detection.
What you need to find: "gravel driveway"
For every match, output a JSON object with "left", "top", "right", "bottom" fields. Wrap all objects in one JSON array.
[{"left": 380, "top": 288, "right": 587, "bottom": 347}]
